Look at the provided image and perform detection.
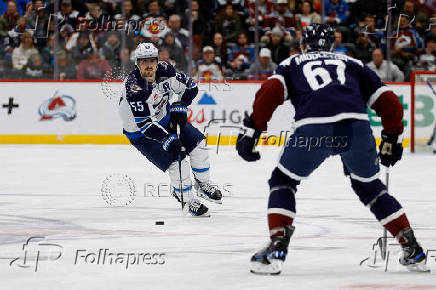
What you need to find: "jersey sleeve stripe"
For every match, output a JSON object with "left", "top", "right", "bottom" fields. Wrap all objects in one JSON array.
[
  {"left": 139, "top": 122, "right": 153, "bottom": 133},
  {"left": 135, "top": 117, "right": 151, "bottom": 122},
  {"left": 268, "top": 74, "right": 288, "bottom": 99},
  {"left": 367, "top": 86, "right": 392, "bottom": 107},
  {"left": 294, "top": 112, "right": 369, "bottom": 128}
]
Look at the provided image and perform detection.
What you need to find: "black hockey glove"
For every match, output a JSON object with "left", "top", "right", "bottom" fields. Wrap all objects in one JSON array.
[
  {"left": 236, "top": 113, "right": 262, "bottom": 162},
  {"left": 170, "top": 102, "right": 188, "bottom": 131},
  {"left": 162, "top": 134, "right": 186, "bottom": 160},
  {"left": 379, "top": 130, "right": 403, "bottom": 167}
]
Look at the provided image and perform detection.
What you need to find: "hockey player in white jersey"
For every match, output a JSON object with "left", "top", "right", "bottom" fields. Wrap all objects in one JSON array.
[{"left": 119, "top": 43, "right": 222, "bottom": 217}]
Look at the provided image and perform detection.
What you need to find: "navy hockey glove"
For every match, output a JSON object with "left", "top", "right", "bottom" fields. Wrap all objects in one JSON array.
[
  {"left": 379, "top": 130, "right": 403, "bottom": 167},
  {"left": 236, "top": 113, "right": 262, "bottom": 162},
  {"left": 170, "top": 102, "right": 188, "bottom": 131},
  {"left": 162, "top": 134, "right": 186, "bottom": 160}
]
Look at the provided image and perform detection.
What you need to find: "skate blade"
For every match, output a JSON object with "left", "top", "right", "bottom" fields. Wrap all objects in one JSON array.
[
  {"left": 250, "top": 260, "right": 283, "bottom": 275},
  {"left": 197, "top": 191, "right": 222, "bottom": 204},
  {"left": 404, "top": 261, "right": 431, "bottom": 273}
]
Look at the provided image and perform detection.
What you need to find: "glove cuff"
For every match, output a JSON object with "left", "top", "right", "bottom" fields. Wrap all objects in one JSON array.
[
  {"left": 381, "top": 130, "right": 400, "bottom": 144},
  {"left": 170, "top": 103, "right": 188, "bottom": 114},
  {"left": 242, "top": 113, "right": 262, "bottom": 138},
  {"left": 162, "top": 134, "right": 177, "bottom": 151}
]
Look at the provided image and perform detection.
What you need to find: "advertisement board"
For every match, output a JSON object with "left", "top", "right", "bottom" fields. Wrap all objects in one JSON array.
[{"left": 0, "top": 81, "right": 424, "bottom": 148}]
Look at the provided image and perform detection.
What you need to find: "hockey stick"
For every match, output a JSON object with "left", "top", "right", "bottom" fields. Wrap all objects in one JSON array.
[
  {"left": 381, "top": 167, "right": 390, "bottom": 260},
  {"left": 177, "top": 124, "right": 184, "bottom": 211},
  {"left": 426, "top": 80, "right": 436, "bottom": 97}
]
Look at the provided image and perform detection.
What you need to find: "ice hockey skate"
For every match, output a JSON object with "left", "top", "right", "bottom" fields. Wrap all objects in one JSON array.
[
  {"left": 171, "top": 190, "right": 210, "bottom": 217},
  {"left": 398, "top": 228, "right": 430, "bottom": 272},
  {"left": 250, "top": 225, "right": 294, "bottom": 275},
  {"left": 194, "top": 178, "right": 223, "bottom": 204}
]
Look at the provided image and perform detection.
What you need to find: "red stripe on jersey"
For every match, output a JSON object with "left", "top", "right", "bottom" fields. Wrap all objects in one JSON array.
[
  {"left": 370, "top": 91, "right": 404, "bottom": 135},
  {"left": 252, "top": 79, "right": 285, "bottom": 131},
  {"left": 268, "top": 213, "right": 294, "bottom": 238},
  {"left": 384, "top": 213, "right": 410, "bottom": 240}
]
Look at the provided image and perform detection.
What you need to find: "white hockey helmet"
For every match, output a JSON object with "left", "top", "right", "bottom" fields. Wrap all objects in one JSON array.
[{"left": 134, "top": 42, "right": 159, "bottom": 66}]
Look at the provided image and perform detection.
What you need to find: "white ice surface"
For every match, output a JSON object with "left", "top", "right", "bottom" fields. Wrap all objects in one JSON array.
[{"left": 0, "top": 145, "right": 435, "bottom": 290}]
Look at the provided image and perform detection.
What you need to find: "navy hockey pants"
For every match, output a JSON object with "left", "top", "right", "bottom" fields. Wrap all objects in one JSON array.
[
  {"left": 277, "top": 119, "right": 379, "bottom": 180},
  {"left": 128, "top": 123, "right": 205, "bottom": 172}
]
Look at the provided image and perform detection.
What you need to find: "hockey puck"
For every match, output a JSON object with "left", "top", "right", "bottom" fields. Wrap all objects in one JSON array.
[{"left": 155, "top": 221, "right": 165, "bottom": 225}]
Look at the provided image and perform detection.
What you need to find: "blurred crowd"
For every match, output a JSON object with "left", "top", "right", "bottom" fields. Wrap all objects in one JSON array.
[{"left": 0, "top": 0, "right": 434, "bottom": 81}]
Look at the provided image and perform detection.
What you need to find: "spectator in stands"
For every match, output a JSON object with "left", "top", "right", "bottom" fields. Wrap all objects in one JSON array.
[
  {"left": 361, "top": 14, "right": 383, "bottom": 48},
  {"left": 11, "top": 30, "right": 37, "bottom": 70},
  {"left": 85, "top": 3, "right": 108, "bottom": 31},
  {"left": 333, "top": 30, "right": 348, "bottom": 55},
  {"left": 72, "top": 31, "right": 96, "bottom": 64},
  {"left": 57, "top": 49, "right": 76, "bottom": 80},
  {"left": 195, "top": 46, "right": 223, "bottom": 81},
  {"left": 245, "top": 0, "right": 274, "bottom": 28},
  {"left": 296, "top": 0, "right": 321, "bottom": 29},
  {"left": 23, "top": 52, "right": 48, "bottom": 79},
  {"left": 0, "top": 0, "right": 20, "bottom": 37},
  {"left": 389, "top": 15, "right": 424, "bottom": 66},
  {"left": 8, "top": 16, "right": 28, "bottom": 49},
  {"left": 159, "top": 46, "right": 176, "bottom": 67},
  {"left": 26, "top": 0, "right": 48, "bottom": 48},
  {"left": 121, "top": 0, "right": 140, "bottom": 20},
  {"left": 216, "top": 0, "right": 245, "bottom": 13},
  {"left": 189, "top": 0, "right": 214, "bottom": 60},
  {"left": 367, "top": 48, "right": 404, "bottom": 82},
  {"left": 215, "top": 3, "right": 243, "bottom": 43},
  {"left": 212, "top": 32, "right": 227, "bottom": 70},
  {"left": 264, "top": 0, "right": 297, "bottom": 31},
  {"left": 324, "top": 0, "right": 349, "bottom": 25},
  {"left": 99, "top": 32, "right": 121, "bottom": 64},
  {"left": 229, "top": 54, "right": 249, "bottom": 80},
  {"left": 248, "top": 48, "right": 277, "bottom": 80},
  {"left": 59, "top": 24, "right": 74, "bottom": 50},
  {"left": 0, "top": 0, "right": 30, "bottom": 16},
  {"left": 41, "top": 33, "right": 64, "bottom": 67},
  {"left": 112, "top": 47, "right": 135, "bottom": 75},
  {"left": 76, "top": 48, "right": 111, "bottom": 80},
  {"left": 289, "top": 41, "right": 300, "bottom": 55},
  {"left": 56, "top": 0, "right": 79, "bottom": 28},
  {"left": 168, "top": 14, "right": 189, "bottom": 50},
  {"left": 265, "top": 26, "right": 289, "bottom": 65},
  {"left": 161, "top": 32, "right": 187, "bottom": 72},
  {"left": 415, "top": 36, "right": 436, "bottom": 71},
  {"left": 353, "top": 32, "right": 374, "bottom": 63},
  {"left": 229, "top": 32, "right": 255, "bottom": 67},
  {"left": 394, "top": 0, "right": 429, "bottom": 34},
  {"left": 143, "top": 0, "right": 163, "bottom": 19}
]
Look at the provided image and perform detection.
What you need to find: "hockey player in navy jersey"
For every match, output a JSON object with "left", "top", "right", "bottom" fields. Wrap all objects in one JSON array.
[
  {"left": 119, "top": 43, "right": 222, "bottom": 217},
  {"left": 236, "top": 24, "right": 427, "bottom": 274}
]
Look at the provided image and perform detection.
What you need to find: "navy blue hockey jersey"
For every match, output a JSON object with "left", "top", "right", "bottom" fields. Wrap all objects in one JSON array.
[
  {"left": 119, "top": 61, "right": 197, "bottom": 142},
  {"left": 270, "top": 52, "right": 392, "bottom": 128}
]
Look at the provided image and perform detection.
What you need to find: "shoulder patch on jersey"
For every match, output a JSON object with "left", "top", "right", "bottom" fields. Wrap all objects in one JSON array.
[
  {"left": 157, "top": 61, "right": 176, "bottom": 80},
  {"left": 160, "top": 61, "right": 169, "bottom": 68}
]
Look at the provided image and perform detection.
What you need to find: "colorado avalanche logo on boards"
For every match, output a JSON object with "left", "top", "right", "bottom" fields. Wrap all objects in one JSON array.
[{"left": 39, "top": 91, "right": 77, "bottom": 121}]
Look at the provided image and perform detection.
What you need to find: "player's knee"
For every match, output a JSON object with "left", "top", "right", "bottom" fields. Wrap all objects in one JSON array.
[
  {"left": 369, "top": 192, "right": 402, "bottom": 221},
  {"left": 350, "top": 178, "right": 386, "bottom": 206},
  {"left": 269, "top": 167, "right": 300, "bottom": 189}
]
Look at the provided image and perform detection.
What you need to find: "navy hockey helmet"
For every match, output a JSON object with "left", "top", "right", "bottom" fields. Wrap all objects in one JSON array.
[{"left": 300, "top": 24, "right": 335, "bottom": 53}]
